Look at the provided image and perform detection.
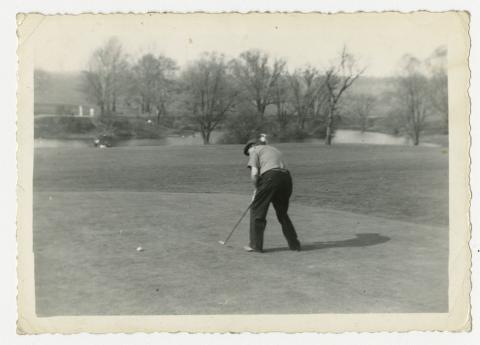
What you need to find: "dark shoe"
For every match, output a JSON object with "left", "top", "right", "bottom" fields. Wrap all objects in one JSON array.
[
  {"left": 289, "top": 243, "right": 301, "bottom": 251},
  {"left": 243, "top": 245, "right": 263, "bottom": 253}
]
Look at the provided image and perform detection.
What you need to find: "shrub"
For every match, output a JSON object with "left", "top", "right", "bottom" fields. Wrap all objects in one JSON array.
[
  {"left": 97, "top": 116, "right": 166, "bottom": 139},
  {"left": 273, "top": 126, "right": 309, "bottom": 142},
  {"left": 34, "top": 116, "right": 96, "bottom": 138},
  {"left": 111, "top": 118, "right": 133, "bottom": 138},
  {"left": 34, "top": 115, "right": 166, "bottom": 140},
  {"left": 220, "top": 109, "right": 268, "bottom": 144},
  {"left": 310, "top": 122, "right": 327, "bottom": 139},
  {"left": 131, "top": 119, "right": 164, "bottom": 139}
]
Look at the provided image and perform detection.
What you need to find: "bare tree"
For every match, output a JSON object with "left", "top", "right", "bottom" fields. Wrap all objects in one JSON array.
[
  {"left": 272, "top": 74, "right": 293, "bottom": 132},
  {"left": 182, "top": 53, "right": 238, "bottom": 144},
  {"left": 396, "top": 55, "right": 430, "bottom": 146},
  {"left": 288, "top": 67, "right": 325, "bottom": 130},
  {"left": 324, "top": 46, "right": 365, "bottom": 145},
  {"left": 425, "top": 46, "right": 448, "bottom": 133},
  {"left": 82, "top": 37, "right": 129, "bottom": 117},
  {"left": 349, "top": 93, "right": 375, "bottom": 132},
  {"left": 132, "top": 54, "right": 178, "bottom": 125},
  {"left": 231, "top": 50, "right": 286, "bottom": 119}
]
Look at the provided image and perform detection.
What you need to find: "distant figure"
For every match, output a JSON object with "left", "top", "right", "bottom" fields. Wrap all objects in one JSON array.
[
  {"left": 243, "top": 136, "right": 301, "bottom": 253},
  {"left": 93, "top": 134, "right": 113, "bottom": 148}
]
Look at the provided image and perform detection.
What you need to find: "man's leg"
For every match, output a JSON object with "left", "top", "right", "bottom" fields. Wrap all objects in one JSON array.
[
  {"left": 249, "top": 179, "right": 274, "bottom": 251},
  {"left": 272, "top": 173, "right": 301, "bottom": 250}
]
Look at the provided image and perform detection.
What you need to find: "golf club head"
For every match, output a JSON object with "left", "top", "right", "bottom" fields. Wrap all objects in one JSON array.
[{"left": 218, "top": 240, "right": 226, "bottom": 245}]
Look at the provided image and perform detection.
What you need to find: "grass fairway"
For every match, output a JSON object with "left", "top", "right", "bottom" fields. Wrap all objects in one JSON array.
[{"left": 33, "top": 143, "right": 448, "bottom": 315}]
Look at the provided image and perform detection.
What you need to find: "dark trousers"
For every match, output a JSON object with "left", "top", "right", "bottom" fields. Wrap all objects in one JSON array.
[{"left": 250, "top": 169, "right": 300, "bottom": 251}]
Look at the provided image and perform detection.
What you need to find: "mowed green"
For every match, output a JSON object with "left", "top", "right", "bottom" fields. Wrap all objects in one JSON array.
[{"left": 33, "top": 143, "right": 448, "bottom": 315}]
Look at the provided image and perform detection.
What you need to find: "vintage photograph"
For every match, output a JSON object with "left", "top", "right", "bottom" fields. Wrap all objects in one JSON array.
[{"left": 16, "top": 12, "right": 470, "bottom": 333}]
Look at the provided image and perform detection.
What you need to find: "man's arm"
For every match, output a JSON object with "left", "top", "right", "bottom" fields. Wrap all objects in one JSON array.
[
  {"left": 247, "top": 147, "right": 260, "bottom": 200},
  {"left": 251, "top": 166, "right": 259, "bottom": 188},
  {"left": 250, "top": 167, "right": 259, "bottom": 201}
]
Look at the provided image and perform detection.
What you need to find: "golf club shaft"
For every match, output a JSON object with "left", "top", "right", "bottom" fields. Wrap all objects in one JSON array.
[{"left": 221, "top": 203, "right": 252, "bottom": 244}]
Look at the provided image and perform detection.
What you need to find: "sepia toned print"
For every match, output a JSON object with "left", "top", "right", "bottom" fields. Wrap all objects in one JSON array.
[{"left": 16, "top": 12, "right": 470, "bottom": 333}]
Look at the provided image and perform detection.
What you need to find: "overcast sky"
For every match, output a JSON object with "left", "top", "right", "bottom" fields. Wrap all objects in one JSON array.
[{"left": 29, "top": 12, "right": 452, "bottom": 77}]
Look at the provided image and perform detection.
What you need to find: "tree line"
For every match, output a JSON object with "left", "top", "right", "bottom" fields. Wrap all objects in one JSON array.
[{"left": 79, "top": 37, "right": 447, "bottom": 145}]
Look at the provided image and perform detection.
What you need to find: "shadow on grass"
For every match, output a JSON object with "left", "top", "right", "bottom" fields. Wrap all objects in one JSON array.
[{"left": 264, "top": 233, "right": 391, "bottom": 253}]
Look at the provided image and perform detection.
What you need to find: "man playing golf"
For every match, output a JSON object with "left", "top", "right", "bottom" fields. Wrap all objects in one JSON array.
[{"left": 243, "top": 135, "right": 301, "bottom": 253}]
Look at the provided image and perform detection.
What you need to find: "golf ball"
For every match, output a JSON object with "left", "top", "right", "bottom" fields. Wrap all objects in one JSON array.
[{"left": 136, "top": 246, "right": 144, "bottom": 252}]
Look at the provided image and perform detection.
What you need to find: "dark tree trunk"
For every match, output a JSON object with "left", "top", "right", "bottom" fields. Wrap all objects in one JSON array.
[
  {"left": 360, "top": 118, "right": 367, "bottom": 133},
  {"left": 325, "top": 106, "right": 334, "bottom": 145},
  {"left": 257, "top": 103, "right": 266, "bottom": 119},
  {"left": 112, "top": 92, "right": 117, "bottom": 113},
  {"left": 298, "top": 115, "right": 306, "bottom": 130},
  {"left": 156, "top": 106, "right": 161, "bottom": 127},
  {"left": 201, "top": 130, "right": 211, "bottom": 145},
  {"left": 413, "top": 131, "right": 420, "bottom": 146}
]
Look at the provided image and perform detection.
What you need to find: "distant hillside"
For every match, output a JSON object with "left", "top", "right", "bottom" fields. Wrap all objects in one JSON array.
[
  {"left": 343, "top": 77, "right": 398, "bottom": 121},
  {"left": 347, "top": 76, "right": 396, "bottom": 97},
  {"left": 34, "top": 70, "right": 396, "bottom": 112},
  {"left": 34, "top": 71, "right": 88, "bottom": 106}
]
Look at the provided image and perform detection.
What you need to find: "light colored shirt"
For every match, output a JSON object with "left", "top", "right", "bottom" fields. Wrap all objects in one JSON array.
[{"left": 247, "top": 145, "right": 286, "bottom": 175}]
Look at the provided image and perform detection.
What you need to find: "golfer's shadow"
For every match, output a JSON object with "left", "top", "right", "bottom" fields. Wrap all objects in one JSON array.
[{"left": 264, "top": 233, "right": 390, "bottom": 253}]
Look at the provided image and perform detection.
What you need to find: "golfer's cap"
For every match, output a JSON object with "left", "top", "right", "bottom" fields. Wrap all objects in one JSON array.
[{"left": 243, "top": 139, "right": 258, "bottom": 156}]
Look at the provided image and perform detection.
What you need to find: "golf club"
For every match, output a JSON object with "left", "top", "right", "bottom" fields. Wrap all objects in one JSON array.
[{"left": 218, "top": 202, "right": 252, "bottom": 245}]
